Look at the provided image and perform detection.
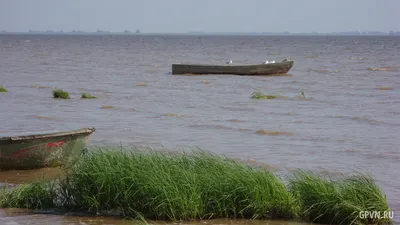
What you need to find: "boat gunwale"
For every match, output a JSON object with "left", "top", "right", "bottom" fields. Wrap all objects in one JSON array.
[
  {"left": 172, "top": 60, "right": 294, "bottom": 68},
  {"left": 0, "top": 127, "right": 95, "bottom": 143}
]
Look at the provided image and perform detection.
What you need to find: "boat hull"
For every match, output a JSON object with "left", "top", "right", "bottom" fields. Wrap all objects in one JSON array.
[
  {"left": 0, "top": 128, "right": 95, "bottom": 170},
  {"left": 172, "top": 61, "right": 294, "bottom": 75}
]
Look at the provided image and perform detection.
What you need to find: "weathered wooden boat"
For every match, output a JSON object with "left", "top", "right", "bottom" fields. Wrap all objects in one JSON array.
[
  {"left": 0, "top": 127, "right": 95, "bottom": 170},
  {"left": 172, "top": 59, "right": 294, "bottom": 75}
]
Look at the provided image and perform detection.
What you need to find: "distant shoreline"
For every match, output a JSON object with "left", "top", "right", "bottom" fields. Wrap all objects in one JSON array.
[{"left": 0, "top": 32, "right": 399, "bottom": 37}]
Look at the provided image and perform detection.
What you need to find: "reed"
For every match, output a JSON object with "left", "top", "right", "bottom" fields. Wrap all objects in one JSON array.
[
  {"left": 0, "top": 180, "right": 56, "bottom": 209},
  {"left": 288, "top": 170, "right": 392, "bottom": 225},
  {"left": 251, "top": 92, "right": 277, "bottom": 99},
  {"left": 60, "top": 148, "right": 298, "bottom": 220},
  {"left": 53, "top": 89, "right": 70, "bottom": 99},
  {"left": 0, "top": 85, "right": 8, "bottom": 92},
  {"left": 81, "top": 92, "right": 97, "bottom": 99},
  {"left": 0, "top": 148, "right": 393, "bottom": 224}
]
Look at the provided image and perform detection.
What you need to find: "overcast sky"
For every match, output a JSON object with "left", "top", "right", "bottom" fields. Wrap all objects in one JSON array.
[{"left": 0, "top": 0, "right": 398, "bottom": 33}]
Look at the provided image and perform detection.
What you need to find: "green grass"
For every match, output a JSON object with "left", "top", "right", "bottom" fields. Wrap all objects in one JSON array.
[
  {"left": 0, "top": 180, "right": 56, "bottom": 209},
  {"left": 0, "top": 85, "right": 8, "bottom": 92},
  {"left": 0, "top": 148, "right": 393, "bottom": 225},
  {"left": 81, "top": 92, "right": 97, "bottom": 99},
  {"left": 251, "top": 92, "right": 277, "bottom": 99},
  {"left": 288, "top": 170, "right": 392, "bottom": 225},
  {"left": 53, "top": 89, "right": 70, "bottom": 99},
  {"left": 60, "top": 148, "right": 297, "bottom": 220}
]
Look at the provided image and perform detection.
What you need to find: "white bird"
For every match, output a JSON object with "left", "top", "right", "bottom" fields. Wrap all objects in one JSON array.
[
  {"left": 270, "top": 60, "right": 275, "bottom": 63},
  {"left": 262, "top": 60, "right": 269, "bottom": 64},
  {"left": 226, "top": 60, "right": 233, "bottom": 64}
]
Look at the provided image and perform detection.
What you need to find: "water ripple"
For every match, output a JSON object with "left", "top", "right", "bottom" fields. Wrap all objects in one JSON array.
[{"left": 0, "top": 34, "right": 399, "bottom": 222}]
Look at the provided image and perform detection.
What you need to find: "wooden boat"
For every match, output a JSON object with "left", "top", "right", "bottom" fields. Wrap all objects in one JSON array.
[
  {"left": 172, "top": 59, "right": 294, "bottom": 75},
  {"left": 0, "top": 127, "right": 95, "bottom": 170}
]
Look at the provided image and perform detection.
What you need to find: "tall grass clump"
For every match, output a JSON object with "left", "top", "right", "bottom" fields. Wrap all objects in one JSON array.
[
  {"left": 288, "top": 170, "right": 393, "bottom": 225},
  {"left": 58, "top": 148, "right": 298, "bottom": 220},
  {"left": 53, "top": 89, "right": 70, "bottom": 99},
  {"left": 0, "top": 85, "right": 8, "bottom": 92},
  {"left": 0, "top": 180, "right": 56, "bottom": 209},
  {"left": 81, "top": 92, "right": 97, "bottom": 99},
  {"left": 251, "top": 91, "right": 277, "bottom": 99}
]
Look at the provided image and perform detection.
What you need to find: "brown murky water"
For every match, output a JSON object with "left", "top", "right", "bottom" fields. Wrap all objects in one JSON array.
[
  {"left": 0, "top": 208, "right": 314, "bottom": 225},
  {"left": 0, "top": 168, "right": 60, "bottom": 185},
  {"left": 0, "top": 34, "right": 399, "bottom": 224}
]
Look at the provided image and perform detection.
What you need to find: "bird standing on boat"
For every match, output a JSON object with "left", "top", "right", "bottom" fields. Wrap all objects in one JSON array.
[
  {"left": 262, "top": 60, "right": 269, "bottom": 64},
  {"left": 226, "top": 60, "right": 233, "bottom": 64},
  {"left": 270, "top": 60, "right": 275, "bottom": 63}
]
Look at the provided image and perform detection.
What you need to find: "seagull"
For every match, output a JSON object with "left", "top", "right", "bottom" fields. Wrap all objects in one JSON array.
[
  {"left": 270, "top": 60, "right": 275, "bottom": 63},
  {"left": 282, "top": 57, "right": 291, "bottom": 62},
  {"left": 226, "top": 60, "right": 233, "bottom": 64},
  {"left": 262, "top": 60, "right": 269, "bottom": 64}
]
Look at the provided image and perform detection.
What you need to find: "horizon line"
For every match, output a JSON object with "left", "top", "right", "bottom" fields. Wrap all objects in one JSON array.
[{"left": 1, "top": 30, "right": 399, "bottom": 36}]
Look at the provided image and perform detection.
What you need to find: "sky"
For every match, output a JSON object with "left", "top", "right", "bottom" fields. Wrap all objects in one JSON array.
[{"left": 0, "top": 0, "right": 399, "bottom": 33}]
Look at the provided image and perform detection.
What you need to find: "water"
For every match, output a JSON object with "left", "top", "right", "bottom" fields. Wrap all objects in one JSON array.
[
  {"left": 0, "top": 34, "right": 399, "bottom": 224},
  {"left": 0, "top": 209, "right": 314, "bottom": 225}
]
